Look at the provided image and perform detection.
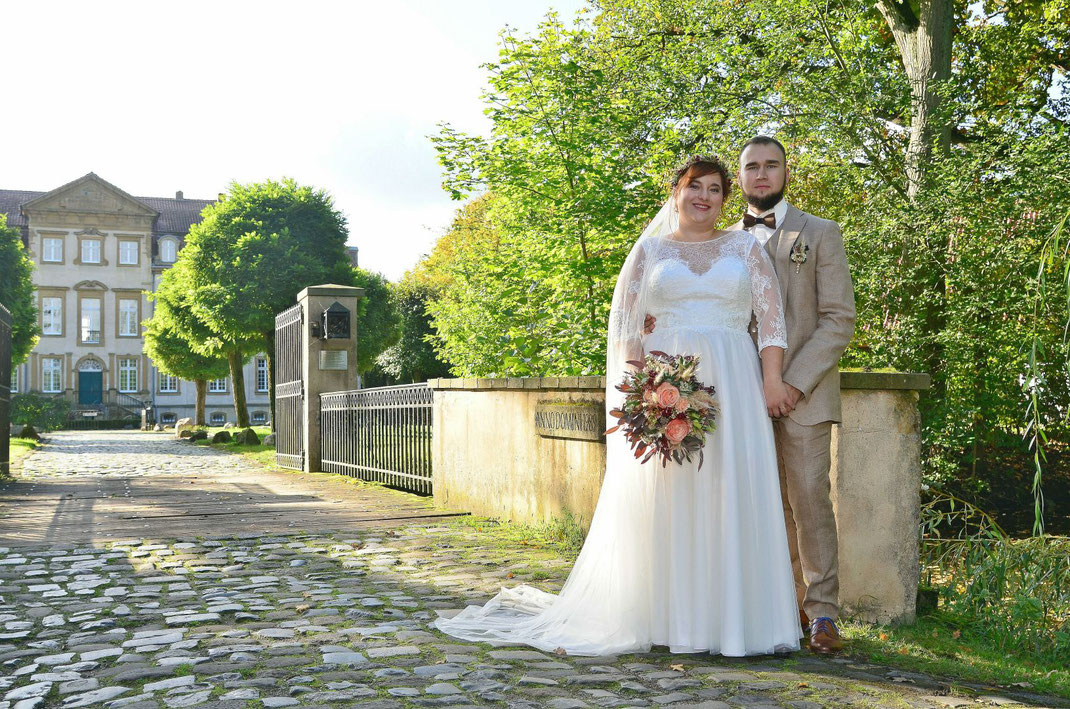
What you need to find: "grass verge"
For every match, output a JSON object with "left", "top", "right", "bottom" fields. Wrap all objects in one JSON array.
[
  {"left": 9, "top": 437, "right": 40, "bottom": 467},
  {"left": 842, "top": 613, "right": 1070, "bottom": 699}
]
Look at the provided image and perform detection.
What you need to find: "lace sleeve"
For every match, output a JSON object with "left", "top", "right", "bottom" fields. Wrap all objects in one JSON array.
[
  {"left": 745, "top": 236, "right": 787, "bottom": 354},
  {"left": 611, "top": 244, "right": 648, "bottom": 366}
]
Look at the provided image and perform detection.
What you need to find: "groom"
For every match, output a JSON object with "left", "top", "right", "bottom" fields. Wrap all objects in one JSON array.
[{"left": 733, "top": 136, "right": 856, "bottom": 655}]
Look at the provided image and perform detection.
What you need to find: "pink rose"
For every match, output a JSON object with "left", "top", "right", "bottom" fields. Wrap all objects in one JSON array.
[
  {"left": 643, "top": 388, "right": 657, "bottom": 404},
  {"left": 665, "top": 417, "right": 691, "bottom": 444},
  {"left": 673, "top": 397, "right": 689, "bottom": 414},
  {"left": 655, "top": 382, "right": 680, "bottom": 408}
]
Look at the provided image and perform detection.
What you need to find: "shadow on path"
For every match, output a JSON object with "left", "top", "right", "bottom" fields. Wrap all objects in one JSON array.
[{"left": 0, "top": 430, "right": 465, "bottom": 546}]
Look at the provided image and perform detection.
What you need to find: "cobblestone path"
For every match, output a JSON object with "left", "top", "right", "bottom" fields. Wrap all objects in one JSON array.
[{"left": 1, "top": 434, "right": 1062, "bottom": 708}]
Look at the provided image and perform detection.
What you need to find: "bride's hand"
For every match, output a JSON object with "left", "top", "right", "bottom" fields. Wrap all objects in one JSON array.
[
  {"left": 644, "top": 314, "right": 656, "bottom": 334},
  {"left": 764, "top": 378, "right": 794, "bottom": 419}
]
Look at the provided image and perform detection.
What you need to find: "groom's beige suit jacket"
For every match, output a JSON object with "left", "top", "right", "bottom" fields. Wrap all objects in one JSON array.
[{"left": 733, "top": 204, "right": 855, "bottom": 425}]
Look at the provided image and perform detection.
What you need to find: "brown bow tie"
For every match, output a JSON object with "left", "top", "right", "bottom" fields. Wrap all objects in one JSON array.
[{"left": 743, "top": 212, "right": 777, "bottom": 229}]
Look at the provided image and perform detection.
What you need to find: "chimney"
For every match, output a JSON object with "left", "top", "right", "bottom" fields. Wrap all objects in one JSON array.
[{"left": 175, "top": 190, "right": 184, "bottom": 200}]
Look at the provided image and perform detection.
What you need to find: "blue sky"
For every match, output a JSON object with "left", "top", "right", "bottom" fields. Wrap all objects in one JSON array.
[{"left": 2, "top": 0, "right": 588, "bottom": 280}]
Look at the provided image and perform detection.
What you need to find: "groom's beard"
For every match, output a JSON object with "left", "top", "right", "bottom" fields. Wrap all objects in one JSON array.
[{"left": 744, "top": 187, "right": 786, "bottom": 213}]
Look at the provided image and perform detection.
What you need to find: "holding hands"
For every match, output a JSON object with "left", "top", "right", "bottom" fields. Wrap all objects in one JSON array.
[{"left": 643, "top": 312, "right": 800, "bottom": 419}]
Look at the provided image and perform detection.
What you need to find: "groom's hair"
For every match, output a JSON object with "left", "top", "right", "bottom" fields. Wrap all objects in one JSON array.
[{"left": 741, "top": 135, "right": 787, "bottom": 162}]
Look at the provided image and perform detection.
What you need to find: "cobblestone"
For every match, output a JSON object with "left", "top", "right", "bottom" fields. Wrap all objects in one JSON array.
[{"left": 0, "top": 432, "right": 1058, "bottom": 708}]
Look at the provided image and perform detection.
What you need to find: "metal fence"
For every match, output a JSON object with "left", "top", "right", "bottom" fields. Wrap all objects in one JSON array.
[
  {"left": 0, "top": 305, "right": 11, "bottom": 477},
  {"left": 274, "top": 303, "right": 304, "bottom": 470},
  {"left": 320, "top": 383, "right": 433, "bottom": 495}
]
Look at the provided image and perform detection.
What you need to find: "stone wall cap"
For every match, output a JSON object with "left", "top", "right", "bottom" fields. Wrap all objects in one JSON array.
[
  {"left": 427, "top": 376, "right": 605, "bottom": 391},
  {"left": 297, "top": 284, "right": 365, "bottom": 299},
  {"left": 840, "top": 370, "right": 930, "bottom": 390},
  {"left": 427, "top": 370, "right": 930, "bottom": 392}
]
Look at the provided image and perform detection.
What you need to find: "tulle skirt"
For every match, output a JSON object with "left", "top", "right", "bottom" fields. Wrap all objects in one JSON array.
[{"left": 435, "top": 325, "right": 801, "bottom": 656}]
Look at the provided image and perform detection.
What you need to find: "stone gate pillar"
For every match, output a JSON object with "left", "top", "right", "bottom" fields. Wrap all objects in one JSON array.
[{"left": 297, "top": 284, "right": 363, "bottom": 473}]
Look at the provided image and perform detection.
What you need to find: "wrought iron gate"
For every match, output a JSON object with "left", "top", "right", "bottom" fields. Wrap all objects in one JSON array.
[
  {"left": 0, "top": 304, "right": 11, "bottom": 477},
  {"left": 320, "top": 383, "right": 433, "bottom": 494},
  {"left": 274, "top": 303, "right": 304, "bottom": 470}
]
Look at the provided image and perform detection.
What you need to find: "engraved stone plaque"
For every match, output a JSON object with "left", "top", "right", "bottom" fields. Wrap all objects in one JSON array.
[
  {"left": 318, "top": 349, "right": 348, "bottom": 371},
  {"left": 534, "top": 400, "right": 606, "bottom": 441}
]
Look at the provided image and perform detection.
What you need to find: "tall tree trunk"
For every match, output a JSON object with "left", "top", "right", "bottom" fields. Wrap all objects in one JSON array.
[
  {"left": 878, "top": 0, "right": 955, "bottom": 407},
  {"left": 194, "top": 379, "right": 207, "bottom": 426},
  {"left": 877, "top": 0, "right": 954, "bottom": 199},
  {"left": 227, "top": 351, "right": 250, "bottom": 428}
]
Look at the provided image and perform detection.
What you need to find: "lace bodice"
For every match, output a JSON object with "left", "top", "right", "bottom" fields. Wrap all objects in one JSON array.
[{"left": 642, "top": 231, "right": 787, "bottom": 352}]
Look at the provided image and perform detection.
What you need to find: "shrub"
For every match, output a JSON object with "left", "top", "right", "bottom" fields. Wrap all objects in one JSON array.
[{"left": 11, "top": 393, "right": 70, "bottom": 431}]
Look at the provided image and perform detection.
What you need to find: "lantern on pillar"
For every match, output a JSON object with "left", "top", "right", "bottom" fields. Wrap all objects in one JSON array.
[{"left": 321, "top": 301, "right": 351, "bottom": 340}]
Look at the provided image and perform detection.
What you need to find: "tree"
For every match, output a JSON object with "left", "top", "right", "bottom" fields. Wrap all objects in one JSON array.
[
  {"left": 374, "top": 277, "right": 451, "bottom": 384},
  {"left": 350, "top": 268, "right": 400, "bottom": 376},
  {"left": 143, "top": 266, "right": 229, "bottom": 426},
  {"left": 424, "top": 0, "right": 1070, "bottom": 507},
  {"left": 181, "top": 179, "right": 359, "bottom": 427},
  {"left": 0, "top": 214, "right": 38, "bottom": 365},
  {"left": 876, "top": 0, "right": 953, "bottom": 199}
]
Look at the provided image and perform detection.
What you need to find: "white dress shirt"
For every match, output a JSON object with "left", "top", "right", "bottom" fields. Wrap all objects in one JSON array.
[{"left": 746, "top": 199, "right": 788, "bottom": 247}]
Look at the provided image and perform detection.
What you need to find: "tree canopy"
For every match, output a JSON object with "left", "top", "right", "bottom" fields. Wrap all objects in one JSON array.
[
  {"left": 0, "top": 214, "right": 38, "bottom": 365},
  {"left": 176, "top": 178, "right": 396, "bottom": 424},
  {"left": 419, "top": 0, "right": 1070, "bottom": 506}
]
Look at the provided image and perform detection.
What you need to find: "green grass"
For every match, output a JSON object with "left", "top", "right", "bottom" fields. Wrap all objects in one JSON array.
[
  {"left": 456, "top": 512, "right": 588, "bottom": 558},
  {"left": 842, "top": 613, "right": 1070, "bottom": 699},
  {"left": 9, "top": 437, "right": 40, "bottom": 466}
]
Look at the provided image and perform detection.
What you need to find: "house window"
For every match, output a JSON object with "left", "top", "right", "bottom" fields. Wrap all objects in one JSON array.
[
  {"left": 41, "top": 296, "right": 63, "bottom": 335},
  {"left": 119, "top": 241, "right": 139, "bottom": 265},
  {"left": 160, "top": 238, "right": 177, "bottom": 263},
  {"left": 208, "top": 377, "right": 227, "bottom": 393},
  {"left": 252, "top": 411, "right": 267, "bottom": 424},
  {"left": 42, "top": 357, "right": 62, "bottom": 393},
  {"left": 80, "top": 298, "right": 101, "bottom": 343},
  {"left": 10, "top": 366, "right": 18, "bottom": 393},
  {"left": 210, "top": 412, "right": 226, "bottom": 426},
  {"left": 159, "top": 372, "right": 178, "bottom": 393},
  {"left": 42, "top": 237, "right": 64, "bottom": 262},
  {"left": 119, "top": 299, "right": 139, "bottom": 336},
  {"left": 118, "top": 357, "right": 138, "bottom": 393},
  {"left": 161, "top": 412, "right": 177, "bottom": 425},
  {"left": 81, "top": 239, "right": 102, "bottom": 264},
  {"left": 256, "top": 357, "right": 268, "bottom": 392}
]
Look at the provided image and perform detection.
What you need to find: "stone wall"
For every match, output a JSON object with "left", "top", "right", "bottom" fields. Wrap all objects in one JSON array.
[{"left": 429, "top": 371, "right": 930, "bottom": 625}]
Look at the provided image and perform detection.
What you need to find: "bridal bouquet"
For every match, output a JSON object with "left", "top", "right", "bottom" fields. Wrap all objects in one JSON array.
[{"left": 605, "top": 351, "right": 719, "bottom": 467}]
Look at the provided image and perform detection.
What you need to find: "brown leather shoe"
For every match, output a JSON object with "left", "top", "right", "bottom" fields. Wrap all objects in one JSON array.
[{"left": 809, "top": 617, "right": 843, "bottom": 655}]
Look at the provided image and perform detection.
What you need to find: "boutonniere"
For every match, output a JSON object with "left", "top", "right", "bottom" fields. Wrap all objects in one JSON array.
[{"left": 790, "top": 240, "right": 810, "bottom": 274}]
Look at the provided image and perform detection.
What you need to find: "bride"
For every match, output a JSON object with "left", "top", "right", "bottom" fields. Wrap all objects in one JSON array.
[{"left": 435, "top": 156, "right": 801, "bottom": 657}]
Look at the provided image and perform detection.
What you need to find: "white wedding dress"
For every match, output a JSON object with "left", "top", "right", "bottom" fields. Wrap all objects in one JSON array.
[{"left": 435, "top": 230, "right": 801, "bottom": 657}]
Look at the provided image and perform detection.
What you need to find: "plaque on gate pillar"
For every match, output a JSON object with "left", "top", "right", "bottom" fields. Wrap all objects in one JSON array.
[{"left": 319, "top": 350, "right": 348, "bottom": 371}]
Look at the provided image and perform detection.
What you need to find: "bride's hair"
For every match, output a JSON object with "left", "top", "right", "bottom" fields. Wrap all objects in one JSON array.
[{"left": 671, "top": 155, "right": 733, "bottom": 199}]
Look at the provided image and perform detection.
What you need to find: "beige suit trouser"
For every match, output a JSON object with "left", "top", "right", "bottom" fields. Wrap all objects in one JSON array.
[{"left": 773, "top": 417, "right": 839, "bottom": 620}]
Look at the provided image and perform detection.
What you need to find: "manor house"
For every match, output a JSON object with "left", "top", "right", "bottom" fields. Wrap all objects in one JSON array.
[{"left": 0, "top": 173, "right": 272, "bottom": 427}]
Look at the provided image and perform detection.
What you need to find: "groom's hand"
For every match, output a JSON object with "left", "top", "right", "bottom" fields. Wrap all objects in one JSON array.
[
  {"left": 644, "top": 314, "right": 656, "bottom": 334},
  {"left": 764, "top": 380, "right": 795, "bottom": 419},
  {"left": 786, "top": 384, "right": 803, "bottom": 406}
]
